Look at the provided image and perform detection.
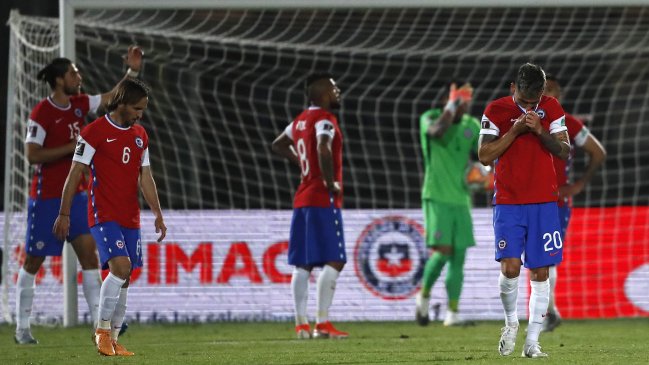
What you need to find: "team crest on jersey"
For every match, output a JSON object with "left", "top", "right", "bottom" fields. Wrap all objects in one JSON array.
[
  {"left": 354, "top": 216, "right": 427, "bottom": 300},
  {"left": 36, "top": 241, "right": 45, "bottom": 250},
  {"left": 116, "top": 240, "right": 125, "bottom": 249},
  {"left": 498, "top": 239, "right": 507, "bottom": 250},
  {"left": 536, "top": 109, "right": 546, "bottom": 119},
  {"left": 135, "top": 137, "right": 144, "bottom": 148},
  {"left": 74, "top": 108, "right": 82, "bottom": 117}
]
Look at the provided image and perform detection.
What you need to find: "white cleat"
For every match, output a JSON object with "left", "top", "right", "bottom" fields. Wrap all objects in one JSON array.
[
  {"left": 498, "top": 325, "right": 519, "bottom": 356},
  {"left": 14, "top": 328, "right": 38, "bottom": 345},
  {"left": 443, "top": 310, "right": 464, "bottom": 326},
  {"left": 522, "top": 343, "right": 548, "bottom": 358},
  {"left": 415, "top": 292, "right": 430, "bottom": 326},
  {"left": 541, "top": 312, "right": 562, "bottom": 332}
]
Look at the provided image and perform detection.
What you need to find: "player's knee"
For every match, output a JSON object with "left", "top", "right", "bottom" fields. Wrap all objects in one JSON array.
[
  {"left": 500, "top": 260, "right": 521, "bottom": 278},
  {"left": 23, "top": 254, "right": 45, "bottom": 274},
  {"left": 530, "top": 267, "right": 549, "bottom": 281},
  {"left": 326, "top": 261, "right": 345, "bottom": 272},
  {"left": 77, "top": 253, "right": 99, "bottom": 270}
]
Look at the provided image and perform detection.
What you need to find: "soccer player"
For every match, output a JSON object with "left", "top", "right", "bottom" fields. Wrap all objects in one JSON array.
[
  {"left": 415, "top": 83, "right": 480, "bottom": 327},
  {"left": 53, "top": 78, "right": 166, "bottom": 356},
  {"left": 15, "top": 47, "right": 143, "bottom": 345},
  {"left": 541, "top": 75, "right": 606, "bottom": 332},
  {"left": 479, "top": 63, "right": 570, "bottom": 358},
  {"left": 271, "top": 73, "right": 348, "bottom": 339}
]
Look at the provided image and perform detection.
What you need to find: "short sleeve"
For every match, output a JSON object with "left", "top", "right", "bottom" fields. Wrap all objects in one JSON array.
[
  {"left": 546, "top": 98, "right": 568, "bottom": 135},
  {"left": 480, "top": 103, "right": 501, "bottom": 137},
  {"left": 315, "top": 119, "right": 335, "bottom": 138},
  {"left": 573, "top": 125, "right": 590, "bottom": 147},
  {"left": 284, "top": 122, "right": 294, "bottom": 140},
  {"left": 72, "top": 136, "right": 96, "bottom": 165},
  {"left": 25, "top": 119, "right": 46, "bottom": 145},
  {"left": 88, "top": 94, "right": 101, "bottom": 115},
  {"left": 141, "top": 148, "right": 150, "bottom": 166}
]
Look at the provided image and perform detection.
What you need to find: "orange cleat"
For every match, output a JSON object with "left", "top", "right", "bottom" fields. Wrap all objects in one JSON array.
[
  {"left": 295, "top": 323, "right": 312, "bottom": 339},
  {"left": 112, "top": 340, "right": 135, "bottom": 356},
  {"left": 313, "top": 321, "right": 348, "bottom": 339},
  {"left": 94, "top": 329, "right": 115, "bottom": 356}
]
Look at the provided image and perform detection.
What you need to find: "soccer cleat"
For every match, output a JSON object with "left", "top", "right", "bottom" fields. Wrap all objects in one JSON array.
[
  {"left": 443, "top": 310, "right": 464, "bottom": 327},
  {"left": 415, "top": 292, "right": 430, "bottom": 326},
  {"left": 522, "top": 343, "right": 548, "bottom": 358},
  {"left": 313, "top": 321, "right": 348, "bottom": 339},
  {"left": 295, "top": 324, "right": 312, "bottom": 339},
  {"left": 498, "top": 325, "right": 519, "bottom": 356},
  {"left": 14, "top": 329, "right": 38, "bottom": 344},
  {"left": 541, "top": 312, "right": 562, "bottom": 332},
  {"left": 112, "top": 340, "right": 135, "bottom": 356},
  {"left": 94, "top": 329, "right": 115, "bottom": 356},
  {"left": 119, "top": 322, "right": 129, "bottom": 336}
]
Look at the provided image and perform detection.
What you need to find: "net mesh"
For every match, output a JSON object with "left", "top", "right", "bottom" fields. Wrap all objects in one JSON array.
[{"left": 3, "top": 6, "right": 649, "bottom": 323}]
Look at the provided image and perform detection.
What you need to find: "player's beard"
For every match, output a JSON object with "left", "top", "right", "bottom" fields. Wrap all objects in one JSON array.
[{"left": 63, "top": 85, "right": 81, "bottom": 96}]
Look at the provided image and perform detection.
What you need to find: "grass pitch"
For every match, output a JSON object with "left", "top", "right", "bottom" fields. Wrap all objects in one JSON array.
[{"left": 2, "top": 319, "right": 648, "bottom": 364}]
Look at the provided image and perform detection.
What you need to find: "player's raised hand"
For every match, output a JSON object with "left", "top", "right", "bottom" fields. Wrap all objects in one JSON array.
[
  {"left": 124, "top": 46, "right": 144, "bottom": 72},
  {"left": 154, "top": 216, "right": 167, "bottom": 242},
  {"left": 524, "top": 111, "right": 543, "bottom": 135},
  {"left": 52, "top": 214, "right": 70, "bottom": 241}
]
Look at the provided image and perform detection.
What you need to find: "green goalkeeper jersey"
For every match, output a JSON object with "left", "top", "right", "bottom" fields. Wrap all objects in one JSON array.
[{"left": 420, "top": 108, "right": 481, "bottom": 207}]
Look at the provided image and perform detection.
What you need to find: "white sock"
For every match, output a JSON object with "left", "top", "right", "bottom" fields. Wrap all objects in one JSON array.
[
  {"left": 291, "top": 268, "right": 310, "bottom": 326},
  {"left": 316, "top": 265, "right": 340, "bottom": 324},
  {"left": 111, "top": 288, "right": 128, "bottom": 340},
  {"left": 15, "top": 268, "right": 36, "bottom": 331},
  {"left": 82, "top": 269, "right": 101, "bottom": 326},
  {"left": 548, "top": 265, "right": 558, "bottom": 315},
  {"left": 97, "top": 273, "right": 126, "bottom": 330},
  {"left": 526, "top": 279, "right": 550, "bottom": 345},
  {"left": 499, "top": 273, "right": 519, "bottom": 328}
]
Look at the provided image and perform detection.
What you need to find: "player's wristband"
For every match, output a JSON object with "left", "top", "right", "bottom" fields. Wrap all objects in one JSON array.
[
  {"left": 126, "top": 68, "right": 139, "bottom": 78},
  {"left": 443, "top": 99, "right": 458, "bottom": 114}
]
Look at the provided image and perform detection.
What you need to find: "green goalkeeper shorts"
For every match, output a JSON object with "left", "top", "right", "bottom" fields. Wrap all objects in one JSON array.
[{"left": 422, "top": 200, "right": 476, "bottom": 249}]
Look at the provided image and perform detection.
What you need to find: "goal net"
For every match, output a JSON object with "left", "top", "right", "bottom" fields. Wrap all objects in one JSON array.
[{"left": 3, "top": 4, "right": 649, "bottom": 325}]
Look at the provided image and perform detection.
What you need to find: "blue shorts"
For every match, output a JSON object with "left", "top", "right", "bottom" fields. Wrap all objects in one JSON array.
[
  {"left": 25, "top": 192, "right": 90, "bottom": 256},
  {"left": 289, "top": 206, "right": 347, "bottom": 267},
  {"left": 558, "top": 205, "right": 571, "bottom": 238},
  {"left": 493, "top": 202, "right": 563, "bottom": 269},
  {"left": 90, "top": 221, "right": 142, "bottom": 270}
]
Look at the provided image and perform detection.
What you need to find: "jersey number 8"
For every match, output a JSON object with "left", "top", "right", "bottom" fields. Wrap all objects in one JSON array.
[{"left": 296, "top": 138, "right": 309, "bottom": 177}]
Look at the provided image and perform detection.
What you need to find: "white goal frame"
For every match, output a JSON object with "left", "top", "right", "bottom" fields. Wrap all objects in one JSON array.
[{"left": 0, "top": 0, "right": 639, "bottom": 327}]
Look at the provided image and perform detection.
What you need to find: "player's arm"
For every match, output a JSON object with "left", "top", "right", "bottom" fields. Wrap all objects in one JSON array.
[
  {"left": 561, "top": 133, "right": 607, "bottom": 198},
  {"left": 426, "top": 83, "right": 473, "bottom": 138},
  {"left": 424, "top": 109, "right": 454, "bottom": 138},
  {"left": 26, "top": 142, "right": 76, "bottom": 165},
  {"left": 53, "top": 161, "right": 88, "bottom": 240},
  {"left": 98, "top": 46, "right": 144, "bottom": 110},
  {"left": 271, "top": 132, "right": 300, "bottom": 168},
  {"left": 317, "top": 133, "right": 340, "bottom": 195},
  {"left": 140, "top": 165, "right": 167, "bottom": 242},
  {"left": 525, "top": 111, "right": 570, "bottom": 160},
  {"left": 478, "top": 114, "right": 528, "bottom": 166}
]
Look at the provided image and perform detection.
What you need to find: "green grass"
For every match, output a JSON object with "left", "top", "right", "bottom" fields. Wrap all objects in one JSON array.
[{"left": 2, "top": 319, "right": 648, "bottom": 364}]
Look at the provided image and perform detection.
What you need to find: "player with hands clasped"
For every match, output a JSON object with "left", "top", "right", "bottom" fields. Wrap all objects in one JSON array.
[
  {"left": 272, "top": 73, "right": 348, "bottom": 339},
  {"left": 53, "top": 77, "right": 166, "bottom": 356},
  {"left": 415, "top": 82, "right": 481, "bottom": 327},
  {"left": 15, "top": 46, "right": 143, "bottom": 345},
  {"left": 479, "top": 63, "right": 570, "bottom": 359}
]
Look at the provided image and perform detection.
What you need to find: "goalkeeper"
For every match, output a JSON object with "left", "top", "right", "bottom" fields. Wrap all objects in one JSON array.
[{"left": 415, "top": 82, "right": 481, "bottom": 326}]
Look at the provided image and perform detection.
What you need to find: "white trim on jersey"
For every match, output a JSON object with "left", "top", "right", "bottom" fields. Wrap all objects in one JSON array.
[
  {"left": 88, "top": 94, "right": 101, "bottom": 115},
  {"left": 72, "top": 136, "right": 96, "bottom": 165},
  {"left": 315, "top": 120, "right": 335, "bottom": 138},
  {"left": 142, "top": 148, "right": 151, "bottom": 167},
  {"left": 549, "top": 115, "right": 568, "bottom": 134},
  {"left": 574, "top": 125, "right": 590, "bottom": 147},
  {"left": 105, "top": 114, "right": 131, "bottom": 130},
  {"left": 479, "top": 115, "right": 500, "bottom": 136},
  {"left": 284, "top": 122, "right": 294, "bottom": 140},
  {"left": 46, "top": 96, "right": 71, "bottom": 111},
  {"left": 308, "top": 106, "right": 321, "bottom": 110},
  {"left": 25, "top": 119, "right": 47, "bottom": 145}
]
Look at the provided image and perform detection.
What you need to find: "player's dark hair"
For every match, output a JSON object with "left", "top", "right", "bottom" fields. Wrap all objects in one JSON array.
[
  {"left": 515, "top": 63, "right": 546, "bottom": 96},
  {"left": 37, "top": 58, "right": 73, "bottom": 90},
  {"left": 305, "top": 72, "right": 334, "bottom": 100},
  {"left": 106, "top": 77, "right": 150, "bottom": 112}
]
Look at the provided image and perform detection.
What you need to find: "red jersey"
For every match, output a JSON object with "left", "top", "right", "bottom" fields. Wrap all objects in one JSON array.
[
  {"left": 285, "top": 106, "right": 343, "bottom": 208},
  {"left": 480, "top": 95, "right": 567, "bottom": 205},
  {"left": 25, "top": 94, "right": 100, "bottom": 199},
  {"left": 73, "top": 114, "right": 150, "bottom": 228},
  {"left": 555, "top": 113, "right": 589, "bottom": 207}
]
